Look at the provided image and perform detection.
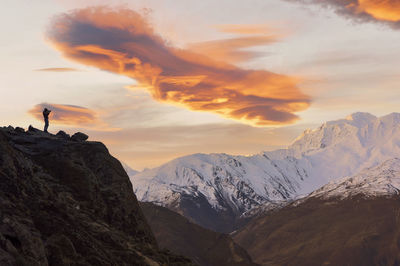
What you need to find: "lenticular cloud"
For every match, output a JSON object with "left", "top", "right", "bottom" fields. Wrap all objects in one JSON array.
[{"left": 47, "top": 6, "right": 310, "bottom": 126}]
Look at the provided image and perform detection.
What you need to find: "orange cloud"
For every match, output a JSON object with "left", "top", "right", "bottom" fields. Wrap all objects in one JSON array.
[
  {"left": 287, "top": 0, "right": 400, "bottom": 25},
  {"left": 46, "top": 6, "right": 310, "bottom": 126},
  {"left": 29, "top": 103, "right": 102, "bottom": 126},
  {"left": 357, "top": 0, "right": 400, "bottom": 22}
]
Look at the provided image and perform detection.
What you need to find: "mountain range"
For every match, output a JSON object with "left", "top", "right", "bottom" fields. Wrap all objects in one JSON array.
[{"left": 131, "top": 112, "right": 400, "bottom": 232}]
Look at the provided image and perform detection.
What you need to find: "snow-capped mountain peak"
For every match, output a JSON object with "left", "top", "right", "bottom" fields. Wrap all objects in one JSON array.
[
  {"left": 130, "top": 112, "right": 400, "bottom": 231},
  {"left": 287, "top": 112, "right": 400, "bottom": 159},
  {"left": 289, "top": 112, "right": 380, "bottom": 156},
  {"left": 345, "top": 112, "right": 377, "bottom": 124}
]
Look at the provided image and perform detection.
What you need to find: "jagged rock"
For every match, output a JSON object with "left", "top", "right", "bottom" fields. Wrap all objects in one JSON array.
[
  {"left": 14, "top": 127, "right": 24, "bottom": 133},
  {"left": 0, "top": 127, "right": 193, "bottom": 265},
  {"left": 28, "top": 125, "right": 40, "bottom": 133},
  {"left": 71, "top": 132, "right": 88, "bottom": 142},
  {"left": 56, "top": 130, "right": 70, "bottom": 140}
]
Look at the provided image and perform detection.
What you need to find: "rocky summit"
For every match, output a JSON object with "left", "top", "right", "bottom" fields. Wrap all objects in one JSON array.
[{"left": 0, "top": 126, "right": 193, "bottom": 266}]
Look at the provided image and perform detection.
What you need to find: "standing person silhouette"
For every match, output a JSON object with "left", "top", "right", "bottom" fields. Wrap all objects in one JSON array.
[{"left": 43, "top": 108, "right": 51, "bottom": 133}]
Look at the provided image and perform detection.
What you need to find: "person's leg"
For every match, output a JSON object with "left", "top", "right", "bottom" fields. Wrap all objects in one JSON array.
[{"left": 44, "top": 119, "right": 49, "bottom": 132}]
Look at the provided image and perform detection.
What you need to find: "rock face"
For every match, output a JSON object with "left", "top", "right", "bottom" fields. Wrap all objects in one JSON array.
[
  {"left": 140, "top": 202, "right": 258, "bottom": 266},
  {"left": 0, "top": 126, "right": 192, "bottom": 265}
]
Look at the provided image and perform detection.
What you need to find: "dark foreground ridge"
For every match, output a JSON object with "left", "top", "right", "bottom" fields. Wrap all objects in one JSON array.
[{"left": 0, "top": 126, "right": 193, "bottom": 265}]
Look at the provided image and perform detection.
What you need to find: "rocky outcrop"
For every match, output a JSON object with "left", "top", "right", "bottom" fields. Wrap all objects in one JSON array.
[
  {"left": 140, "top": 202, "right": 258, "bottom": 266},
  {"left": 0, "top": 126, "right": 193, "bottom": 265},
  {"left": 71, "top": 132, "right": 88, "bottom": 142},
  {"left": 56, "top": 130, "right": 70, "bottom": 140}
]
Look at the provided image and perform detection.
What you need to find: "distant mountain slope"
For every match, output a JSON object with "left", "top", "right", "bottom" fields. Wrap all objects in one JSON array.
[
  {"left": 0, "top": 126, "right": 192, "bottom": 265},
  {"left": 140, "top": 202, "right": 258, "bottom": 266},
  {"left": 233, "top": 158, "right": 400, "bottom": 265},
  {"left": 233, "top": 196, "right": 400, "bottom": 266},
  {"left": 244, "top": 157, "right": 400, "bottom": 219},
  {"left": 307, "top": 158, "right": 400, "bottom": 199},
  {"left": 131, "top": 112, "right": 400, "bottom": 232}
]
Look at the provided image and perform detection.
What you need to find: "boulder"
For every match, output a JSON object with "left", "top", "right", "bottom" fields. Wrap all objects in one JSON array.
[
  {"left": 28, "top": 125, "right": 40, "bottom": 133},
  {"left": 56, "top": 130, "right": 70, "bottom": 140},
  {"left": 71, "top": 132, "right": 88, "bottom": 142}
]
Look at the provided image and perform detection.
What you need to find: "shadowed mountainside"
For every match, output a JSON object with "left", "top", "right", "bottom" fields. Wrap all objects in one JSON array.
[
  {"left": 140, "top": 202, "right": 258, "bottom": 266},
  {"left": 233, "top": 196, "right": 400, "bottom": 266},
  {"left": 0, "top": 126, "right": 193, "bottom": 265}
]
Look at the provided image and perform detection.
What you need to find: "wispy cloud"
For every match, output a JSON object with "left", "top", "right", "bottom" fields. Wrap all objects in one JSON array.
[
  {"left": 188, "top": 35, "right": 277, "bottom": 63},
  {"left": 296, "top": 50, "right": 376, "bottom": 69},
  {"left": 46, "top": 6, "right": 310, "bottom": 126},
  {"left": 214, "top": 24, "right": 275, "bottom": 35},
  {"left": 286, "top": 0, "right": 400, "bottom": 27},
  {"left": 35, "top": 67, "right": 80, "bottom": 72},
  {"left": 28, "top": 103, "right": 117, "bottom": 131}
]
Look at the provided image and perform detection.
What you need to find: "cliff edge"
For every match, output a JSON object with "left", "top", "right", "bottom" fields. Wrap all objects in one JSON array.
[{"left": 0, "top": 126, "right": 192, "bottom": 265}]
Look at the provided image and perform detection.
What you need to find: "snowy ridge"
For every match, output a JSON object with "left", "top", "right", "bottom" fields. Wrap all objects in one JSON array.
[
  {"left": 308, "top": 158, "right": 400, "bottom": 199},
  {"left": 133, "top": 153, "right": 307, "bottom": 213},
  {"left": 131, "top": 112, "right": 400, "bottom": 217}
]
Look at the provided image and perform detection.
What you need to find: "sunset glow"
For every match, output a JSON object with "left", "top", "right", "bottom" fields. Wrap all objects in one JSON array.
[
  {"left": 1, "top": 0, "right": 400, "bottom": 169},
  {"left": 291, "top": 0, "right": 400, "bottom": 24},
  {"left": 358, "top": 0, "right": 400, "bottom": 22}
]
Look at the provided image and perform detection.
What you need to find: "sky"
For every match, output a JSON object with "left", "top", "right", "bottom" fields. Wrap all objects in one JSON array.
[{"left": 1, "top": 0, "right": 400, "bottom": 170}]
